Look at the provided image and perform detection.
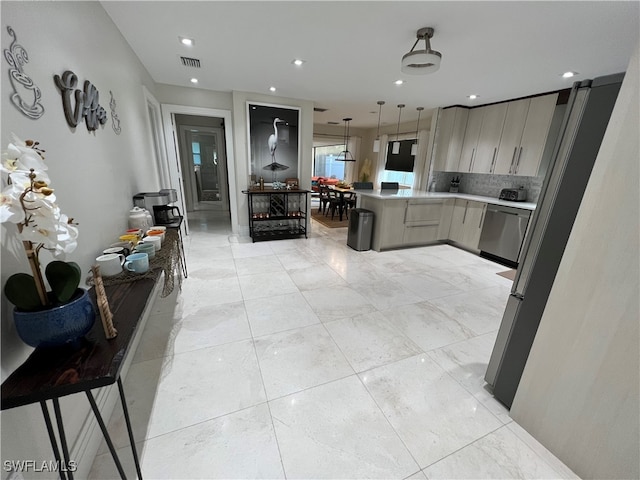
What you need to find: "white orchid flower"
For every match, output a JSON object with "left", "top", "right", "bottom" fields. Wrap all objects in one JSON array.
[
  {"left": 0, "top": 183, "right": 24, "bottom": 223},
  {"left": 1, "top": 141, "right": 48, "bottom": 178}
]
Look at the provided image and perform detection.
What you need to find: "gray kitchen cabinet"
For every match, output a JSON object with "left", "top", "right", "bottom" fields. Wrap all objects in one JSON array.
[
  {"left": 359, "top": 196, "right": 449, "bottom": 251},
  {"left": 514, "top": 93, "right": 558, "bottom": 176},
  {"left": 493, "top": 98, "right": 530, "bottom": 174},
  {"left": 403, "top": 199, "right": 446, "bottom": 245},
  {"left": 473, "top": 103, "right": 509, "bottom": 173},
  {"left": 494, "top": 93, "right": 558, "bottom": 176},
  {"left": 432, "top": 107, "right": 469, "bottom": 172},
  {"left": 448, "top": 198, "right": 487, "bottom": 250},
  {"left": 458, "top": 108, "right": 484, "bottom": 172}
]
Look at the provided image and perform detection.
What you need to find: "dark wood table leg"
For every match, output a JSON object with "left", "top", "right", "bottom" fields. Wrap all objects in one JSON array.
[
  {"left": 117, "top": 378, "right": 143, "bottom": 480},
  {"left": 85, "top": 390, "right": 127, "bottom": 479},
  {"left": 52, "top": 398, "right": 74, "bottom": 480},
  {"left": 40, "top": 401, "right": 67, "bottom": 480}
]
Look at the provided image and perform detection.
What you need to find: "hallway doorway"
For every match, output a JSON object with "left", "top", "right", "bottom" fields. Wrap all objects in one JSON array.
[{"left": 177, "top": 121, "right": 229, "bottom": 213}]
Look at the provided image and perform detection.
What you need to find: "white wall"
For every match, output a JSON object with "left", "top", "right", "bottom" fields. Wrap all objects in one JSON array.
[
  {"left": 511, "top": 43, "right": 639, "bottom": 479},
  {"left": 1, "top": 2, "right": 160, "bottom": 477}
]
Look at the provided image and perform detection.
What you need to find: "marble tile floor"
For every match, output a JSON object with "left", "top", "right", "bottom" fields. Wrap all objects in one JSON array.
[{"left": 89, "top": 210, "right": 578, "bottom": 479}]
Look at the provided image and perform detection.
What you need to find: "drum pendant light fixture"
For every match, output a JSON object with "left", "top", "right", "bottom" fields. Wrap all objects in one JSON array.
[
  {"left": 392, "top": 104, "right": 405, "bottom": 155},
  {"left": 401, "top": 27, "right": 442, "bottom": 75},
  {"left": 336, "top": 117, "right": 355, "bottom": 161},
  {"left": 372, "top": 101, "right": 385, "bottom": 153},
  {"left": 411, "top": 107, "right": 424, "bottom": 156}
]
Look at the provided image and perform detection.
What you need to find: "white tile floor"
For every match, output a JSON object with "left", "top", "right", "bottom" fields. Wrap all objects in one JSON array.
[{"left": 89, "top": 208, "right": 579, "bottom": 479}]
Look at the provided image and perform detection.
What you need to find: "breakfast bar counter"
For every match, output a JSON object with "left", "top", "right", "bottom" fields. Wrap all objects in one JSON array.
[{"left": 354, "top": 189, "right": 535, "bottom": 252}]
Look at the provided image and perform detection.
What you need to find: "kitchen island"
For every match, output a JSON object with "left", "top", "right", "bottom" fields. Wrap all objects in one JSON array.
[{"left": 355, "top": 189, "right": 535, "bottom": 252}]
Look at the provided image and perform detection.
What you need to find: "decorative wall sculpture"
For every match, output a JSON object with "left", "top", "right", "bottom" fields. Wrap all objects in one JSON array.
[
  {"left": 109, "top": 90, "right": 121, "bottom": 135},
  {"left": 3, "top": 26, "right": 45, "bottom": 119},
  {"left": 53, "top": 70, "right": 107, "bottom": 131}
]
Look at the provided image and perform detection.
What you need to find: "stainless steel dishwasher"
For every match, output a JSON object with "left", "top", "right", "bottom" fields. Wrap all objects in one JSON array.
[{"left": 478, "top": 205, "right": 531, "bottom": 265}]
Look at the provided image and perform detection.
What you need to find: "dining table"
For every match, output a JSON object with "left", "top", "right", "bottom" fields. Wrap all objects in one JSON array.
[{"left": 327, "top": 185, "right": 355, "bottom": 221}]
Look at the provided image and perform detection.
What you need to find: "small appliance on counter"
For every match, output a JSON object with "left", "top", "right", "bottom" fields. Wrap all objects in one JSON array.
[
  {"left": 499, "top": 187, "right": 528, "bottom": 202},
  {"left": 133, "top": 189, "right": 181, "bottom": 226}
]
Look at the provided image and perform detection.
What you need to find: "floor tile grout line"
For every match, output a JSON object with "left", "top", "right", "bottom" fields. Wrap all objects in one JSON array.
[
  {"left": 353, "top": 363, "right": 424, "bottom": 475},
  {"left": 245, "top": 299, "right": 289, "bottom": 480}
]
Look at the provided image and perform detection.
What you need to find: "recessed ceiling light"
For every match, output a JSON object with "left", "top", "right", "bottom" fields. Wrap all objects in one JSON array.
[
  {"left": 394, "top": 80, "right": 404, "bottom": 85},
  {"left": 468, "top": 94, "right": 479, "bottom": 100},
  {"left": 179, "top": 37, "right": 194, "bottom": 46},
  {"left": 562, "top": 71, "right": 578, "bottom": 78},
  {"left": 292, "top": 59, "right": 305, "bottom": 66},
  {"left": 269, "top": 86, "right": 276, "bottom": 92},
  {"left": 190, "top": 78, "right": 198, "bottom": 84}
]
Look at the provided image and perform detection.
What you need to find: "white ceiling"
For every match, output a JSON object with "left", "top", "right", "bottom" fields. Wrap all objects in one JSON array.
[{"left": 101, "top": 1, "right": 639, "bottom": 128}]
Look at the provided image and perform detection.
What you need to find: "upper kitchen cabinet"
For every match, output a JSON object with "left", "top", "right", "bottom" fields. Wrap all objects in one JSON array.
[
  {"left": 494, "top": 98, "right": 530, "bottom": 174},
  {"left": 513, "top": 93, "right": 559, "bottom": 176},
  {"left": 458, "top": 108, "right": 484, "bottom": 172},
  {"left": 494, "top": 93, "right": 559, "bottom": 176},
  {"left": 473, "top": 103, "right": 509, "bottom": 173},
  {"left": 432, "top": 107, "right": 469, "bottom": 172}
]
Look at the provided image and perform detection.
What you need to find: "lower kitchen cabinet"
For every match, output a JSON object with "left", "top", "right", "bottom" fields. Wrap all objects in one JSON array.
[
  {"left": 448, "top": 199, "right": 487, "bottom": 250},
  {"left": 359, "top": 196, "right": 448, "bottom": 251}
]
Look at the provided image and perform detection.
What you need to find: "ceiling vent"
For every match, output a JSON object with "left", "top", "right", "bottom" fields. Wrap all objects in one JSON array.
[
  {"left": 314, "top": 107, "right": 328, "bottom": 112},
  {"left": 180, "top": 56, "right": 201, "bottom": 68}
]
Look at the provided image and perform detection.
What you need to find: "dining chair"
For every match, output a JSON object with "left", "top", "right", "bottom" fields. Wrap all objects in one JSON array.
[
  {"left": 381, "top": 182, "right": 399, "bottom": 190},
  {"left": 318, "top": 184, "right": 331, "bottom": 214},
  {"left": 343, "top": 192, "right": 357, "bottom": 219},
  {"left": 325, "top": 190, "right": 343, "bottom": 219}
]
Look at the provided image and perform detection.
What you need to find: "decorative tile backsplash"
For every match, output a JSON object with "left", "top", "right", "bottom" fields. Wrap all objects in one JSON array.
[{"left": 430, "top": 171, "right": 544, "bottom": 203}]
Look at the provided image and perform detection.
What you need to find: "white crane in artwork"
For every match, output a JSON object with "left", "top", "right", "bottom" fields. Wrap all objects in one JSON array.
[
  {"left": 264, "top": 117, "right": 289, "bottom": 176},
  {"left": 268, "top": 118, "right": 282, "bottom": 163}
]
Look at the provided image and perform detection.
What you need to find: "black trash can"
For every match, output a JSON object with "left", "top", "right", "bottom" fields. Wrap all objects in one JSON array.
[{"left": 347, "top": 208, "right": 374, "bottom": 251}]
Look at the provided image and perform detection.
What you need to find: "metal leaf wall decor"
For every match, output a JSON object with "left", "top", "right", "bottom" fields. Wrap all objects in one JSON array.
[
  {"left": 109, "top": 90, "right": 121, "bottom": 135},
  {"left": 4, "top": 26, "right": 45, "bottom": 119}
]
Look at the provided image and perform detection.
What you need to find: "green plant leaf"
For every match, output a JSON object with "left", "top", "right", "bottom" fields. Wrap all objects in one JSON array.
[
  {"left": 4, "top": 273, "right": 42, "bottom": 311},
  {"left": 45, "top": 261, "right": 81, "bottom": 303}
]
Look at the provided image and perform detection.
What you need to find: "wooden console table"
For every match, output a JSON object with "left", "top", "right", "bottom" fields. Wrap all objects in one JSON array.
[{"left": 0, "top": 236, "right": 182, "bottom": 480}]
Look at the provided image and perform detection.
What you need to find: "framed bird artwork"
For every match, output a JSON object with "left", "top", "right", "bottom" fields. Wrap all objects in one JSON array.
[{"left": 247, "top": 102, "right": 300, "bottom": 184}]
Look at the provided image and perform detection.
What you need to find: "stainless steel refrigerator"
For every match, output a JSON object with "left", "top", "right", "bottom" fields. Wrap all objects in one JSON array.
[{"left": 485, "top": 73, "right": 624, "bottom": 408}]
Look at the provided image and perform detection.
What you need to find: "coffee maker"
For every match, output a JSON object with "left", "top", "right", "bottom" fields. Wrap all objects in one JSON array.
[{"left": 133, "top": 189, "right": 181, "bottom": 226}]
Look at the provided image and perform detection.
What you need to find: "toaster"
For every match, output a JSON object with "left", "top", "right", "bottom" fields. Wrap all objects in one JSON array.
[{"left": 499, "top": 187, "right": 528, "bottom": 202}]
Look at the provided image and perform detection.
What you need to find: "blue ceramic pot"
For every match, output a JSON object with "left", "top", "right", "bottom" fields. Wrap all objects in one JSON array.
[{"left": 13, "top": 288, "right": 96, "bottom": 348}]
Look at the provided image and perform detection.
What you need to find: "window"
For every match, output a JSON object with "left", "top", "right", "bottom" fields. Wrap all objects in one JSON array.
[
  {"left": 191, "top": 141, "right": 201, "bottom": 165},
  {"left": 313, "top": 144, "right": 345, "bottom": 179},
  {"left": 381, "top": 140, "right": 416, "bottom": 186}
]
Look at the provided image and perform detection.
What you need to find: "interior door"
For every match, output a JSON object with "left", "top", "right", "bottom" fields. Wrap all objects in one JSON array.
[{"left": 178, "top": 125, "right": 229, "bottom": 212}]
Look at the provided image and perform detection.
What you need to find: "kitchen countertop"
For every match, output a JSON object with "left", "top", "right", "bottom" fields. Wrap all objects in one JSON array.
[{"left": 355, "top": 189, "right": 537, "bottom": 210}]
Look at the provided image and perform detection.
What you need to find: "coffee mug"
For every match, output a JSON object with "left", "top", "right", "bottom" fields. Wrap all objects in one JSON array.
[
  {"left": 125, "top": 228, "right": 143, "bottom": 238},
  {"left": 151, "top": 226, "right": 167, "bottom": 232},
  {"left": 96, "top": 253, "right": 125, "bottom": 276},
  {"left": 141, "top": 235, "right": 161, "bottom": 251},
  {"left": 134, "top": 242, "right": 156, "bottom": 259},
  {"left": 103, "top": 246, "right": 129, "bottom": 257},
  {"left": 119, "top": 234, "right": 140, "bottom": 245},
  {"left": 146, "top": 229, "right": 165, "bottom": 242},
  {"left": 124, "top": 253, "right": 149, "bottom": 274}
]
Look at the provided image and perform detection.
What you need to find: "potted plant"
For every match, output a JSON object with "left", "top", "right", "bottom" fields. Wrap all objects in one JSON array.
[{"left": 1, "top": 134, "right": 95, "bottom": 347}]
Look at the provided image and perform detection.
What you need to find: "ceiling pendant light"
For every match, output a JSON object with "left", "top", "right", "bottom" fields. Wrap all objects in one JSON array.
[
  {"left": 372, "top": 101, "right": 385, "bottom": 153},
  {"left": 411, "top": 107, "right": 424, "bottom": 156},
  {"left": 401, "top": 27, "right": 442, "bottom": 75},
  {"left": 337, "top": 117, "right": 355, "bottom": 162},
  {"left": 392, "top": 104, "right": 404, "bottom": 155}
]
